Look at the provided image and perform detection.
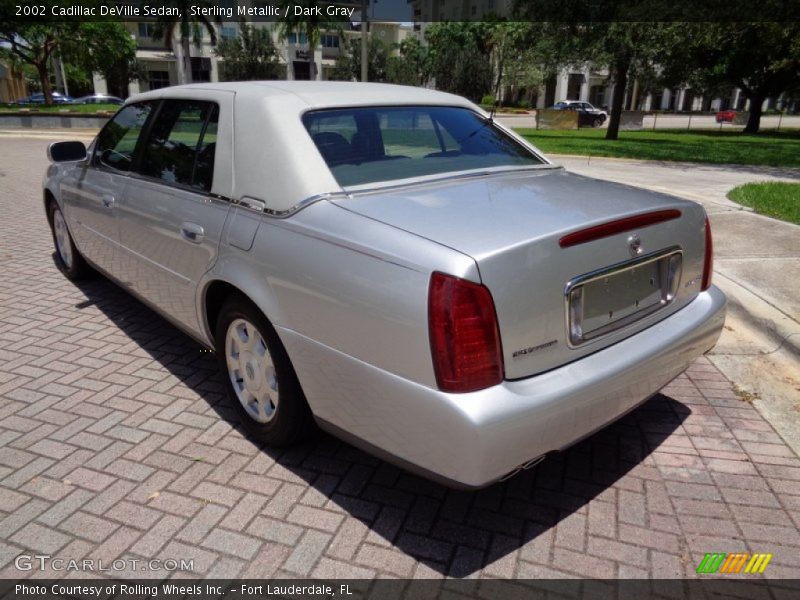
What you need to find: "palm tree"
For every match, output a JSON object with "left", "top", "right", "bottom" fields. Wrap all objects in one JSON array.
[
  {"left": 152, "top": 0, "right": 222, "bottom": 85},
  {"left": 276, "top": 0, "right": 343, "bottom": 79}
]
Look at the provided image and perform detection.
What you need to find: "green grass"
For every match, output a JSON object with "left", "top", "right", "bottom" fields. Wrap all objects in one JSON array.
[
  {"left": 515, "top": 128, "right": 800, "bottom": 169},
  {"left": 727, "top": 182, "right": 800, "bottom": 224},
  {"left": 0, "top": 103, "right": 120, "bottom": 114}
]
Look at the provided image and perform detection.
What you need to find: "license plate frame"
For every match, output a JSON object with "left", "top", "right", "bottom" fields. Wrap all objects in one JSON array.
[{"left": 565, "top": 247, "right": 683, "bottom": 347}]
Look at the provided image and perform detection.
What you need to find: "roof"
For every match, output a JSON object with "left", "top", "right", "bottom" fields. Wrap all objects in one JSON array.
[
  {"left": 128, "top": 81, "right": 472, "bottom": 110},
  {"left": 123, "top": 81, "right": 485, "bottom": 215}
]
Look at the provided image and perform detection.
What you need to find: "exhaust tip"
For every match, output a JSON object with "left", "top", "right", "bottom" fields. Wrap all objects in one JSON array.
[{"left": 498, "top": 453, "right": 547, "bottom": 483}]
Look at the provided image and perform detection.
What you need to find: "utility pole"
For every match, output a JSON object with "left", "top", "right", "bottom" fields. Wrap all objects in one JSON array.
[{"left": 360, "top": 0, "right": 368, "bottom": 82}]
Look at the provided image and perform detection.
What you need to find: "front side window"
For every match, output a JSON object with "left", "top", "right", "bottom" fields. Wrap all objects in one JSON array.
[
  {"left": 303, "top": 106, "right": 543, "bottom": 187},
  {"left": 95, "top": 102, "right": 153, "bottom": 172},
  {"left": 138, "top": 100, "right": 218, "bottom": 191}
]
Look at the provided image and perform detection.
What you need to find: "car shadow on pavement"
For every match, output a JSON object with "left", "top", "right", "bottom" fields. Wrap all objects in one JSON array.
[{"left": 68, "top": 269, "right": 688, "bottom": 578}]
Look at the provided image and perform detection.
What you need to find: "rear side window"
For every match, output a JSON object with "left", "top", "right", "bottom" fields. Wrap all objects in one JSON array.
[
  {"left": 138, "top": 100, "right": 218, "bottom": 191},
  {"left": 95, "top": 102, "right": 153, "bottom": 172},
  {"left": 303, "top": 106, "right": 543, "bottom": 187}
]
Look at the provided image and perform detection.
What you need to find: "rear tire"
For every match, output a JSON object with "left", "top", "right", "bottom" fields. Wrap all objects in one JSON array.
[
  {"left": 215, "top": 296, "right": 315, "bottom": 446},
  {"left": 49, "top": 203, "right": 91, "bottom": 280}
]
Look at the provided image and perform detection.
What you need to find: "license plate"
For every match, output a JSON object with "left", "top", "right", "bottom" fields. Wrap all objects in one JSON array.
[{"left": 566, "top": 249, "right": 682, "bottom": 346}]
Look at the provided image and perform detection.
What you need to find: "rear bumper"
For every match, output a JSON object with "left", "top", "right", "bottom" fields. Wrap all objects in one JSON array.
[{"left": 280, "top": 286, "right": 726, "bottom": 488}]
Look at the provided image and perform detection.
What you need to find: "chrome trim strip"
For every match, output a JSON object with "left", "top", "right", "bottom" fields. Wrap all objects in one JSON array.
[
  {"left": 340, "top": 164, "right": 562, "bottom": 197},
  {"left": 260, "top": 192, "right": 349, "bottom": 218},
  {"left": 563, "top": 246, "right": 683, "bottom": 349},
  {"left": 208, "top": 192, "right": 346, "bottom": 218}
]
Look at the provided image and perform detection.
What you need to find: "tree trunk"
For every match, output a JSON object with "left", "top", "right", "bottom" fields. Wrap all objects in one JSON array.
[
  {"left": 36, "top": 61, "right": 53, "bottom": 106},
  {"left": 743, "top": 92, "right": 765, "bottom": 134},
  {"left": 182, "top": 37, "right": 193, "bottom": 84},
  {"left": 605, "top": 58, "right": 629, "bottom": 140}
]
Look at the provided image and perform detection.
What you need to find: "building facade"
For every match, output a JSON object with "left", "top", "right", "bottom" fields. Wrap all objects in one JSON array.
[
  {"left": 91, "top": 9, "right": 411, "bottom": 97},
  {"left": 0, "top": 61, "right": 28, "bottom": 103}
]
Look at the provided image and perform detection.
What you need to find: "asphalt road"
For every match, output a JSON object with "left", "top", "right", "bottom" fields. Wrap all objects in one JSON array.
[{"left": 498, "top": 113, "right": 800, "bottom": 131}]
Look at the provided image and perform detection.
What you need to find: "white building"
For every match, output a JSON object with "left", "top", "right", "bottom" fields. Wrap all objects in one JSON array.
[{"left": 92, "top": 9, "right": 412, "bottom": 97}]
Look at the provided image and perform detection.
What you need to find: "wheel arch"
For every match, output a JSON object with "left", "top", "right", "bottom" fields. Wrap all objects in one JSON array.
[
  {"left": 201, "top": 273, "right": 287, "bottom": 347},
  {"left": 43, "top": 188, "right": 57, "bottom": 226}
]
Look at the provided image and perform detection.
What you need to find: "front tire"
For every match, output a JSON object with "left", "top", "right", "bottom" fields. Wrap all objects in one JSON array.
[
  {"left": 215, "top": 296, "right": 315, "bottom": 446},
  {"left": 49, "top": 203, "right": 91, "bottom": 279}
]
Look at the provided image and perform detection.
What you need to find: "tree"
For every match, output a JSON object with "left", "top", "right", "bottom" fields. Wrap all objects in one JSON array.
[
  {"left": 61, "top": 22, "right": 140, "bottom": 98},
  {"left": 0, "top": 22, "right": 73, "bottom": 104},
  {"left": 214, "top": 24, "right": 283, "bottom": 81},
  {"left": 424, "top": 22, "right": 494, "bottom": 102},
  {"left": 488, "top": 22, "right": 546, "bottom": 106},
  {"left": 386, "top": 37, "right": 430, "bottom": 86},
  {"left": 660, "top": 23, "right": 800, "bottom": 133},
  {"left": 152, "top": 0, "right": 222, "bottom": 85},
  {"left": 509, "top": 16, "right": 666, "bottom": 140},
  {"left": 330, "top": 37, "right": 390, "bottom": 82}
]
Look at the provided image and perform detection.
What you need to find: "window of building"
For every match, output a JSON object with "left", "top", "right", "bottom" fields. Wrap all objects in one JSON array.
[
  {"left": 471, "top": 5, "right": 477, "bottom": 15},
  {"left": 321, "top": 34, "right": 339, "bottom": 48},
  {"left": 191, "top": 57, "right": 212, "bottom": 83},
  {"left": 147, "top": 71, "right": 170, "bottom": 90},
  {"left": 567, "top": 73, "right": 585, "bottom": 101},
  {"left": 138, "top": 23, "right": 156, "bottom": 39},
  {"left": 288, "top": 32, "right": 308, "bottom": 45},
  {"left": 590, "top": 85, "right": 605, "bottom": 107},
  {"left": 220, "top": 26, "right": 237, "bottom": 40},
  {"left": 95, "top": 103, "right": 153, "bottom": 172},
  {"left": 138, "top": 100, "right": 219, "bottom": 191}
]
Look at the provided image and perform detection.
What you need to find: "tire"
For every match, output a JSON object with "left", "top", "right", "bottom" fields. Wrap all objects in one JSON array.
[
  {"left": 215, "top": 296, "right": 315, "bottom": 446},
  {"left": 592, "top": 118, "right": 602, "bottom": 128},
  {"left": 48, "top": 202, "right": 91, "bottom": 280}
]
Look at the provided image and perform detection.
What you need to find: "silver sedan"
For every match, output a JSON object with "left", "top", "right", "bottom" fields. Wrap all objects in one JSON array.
[{"left": 43, "top": 82, "right": 725, "bottom": 488}]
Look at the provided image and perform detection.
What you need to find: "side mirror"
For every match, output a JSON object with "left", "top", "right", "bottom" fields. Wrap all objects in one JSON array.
[{"left": 47, "top": 141, "right": 87, "bottom": 163}]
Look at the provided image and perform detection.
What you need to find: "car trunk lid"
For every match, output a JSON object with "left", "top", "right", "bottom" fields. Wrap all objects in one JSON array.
[{"left": 333, "top": 168, "right": 708, "bottom": 379}]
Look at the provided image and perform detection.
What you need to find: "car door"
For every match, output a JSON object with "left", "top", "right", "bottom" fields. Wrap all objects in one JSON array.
[
  {"left": 63, "top": 102, "right": 154, "bottom": 276},
  {"left": 116, "top": 95, "right": 233, "bottom": 336}
]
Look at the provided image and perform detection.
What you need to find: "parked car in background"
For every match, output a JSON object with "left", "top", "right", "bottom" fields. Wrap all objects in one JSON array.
[
  {"left": 18, "top": 92, "right": 73, "bottom": 105},
  {"left": 71, "top": 94, "right": 124, "bottom": 105},
  {"left": 42, "top": 82, "right": 725, "bottom": 488},
  {"left": 551, "top": 100, "right": 608, "bottom": 127},
  {"left": 715, "top": 109, "right": 739, "bottom": 123}
]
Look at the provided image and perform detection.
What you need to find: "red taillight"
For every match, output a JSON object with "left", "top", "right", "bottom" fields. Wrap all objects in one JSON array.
[
  {"left": 428, "top": 272, "right": 504, "bottom": 393},
  {"left": 702, "top": 216, "right": 713, "bottom": 291},
  {"left": 559, "top": 209, "right": 682, "bottom": 248}
]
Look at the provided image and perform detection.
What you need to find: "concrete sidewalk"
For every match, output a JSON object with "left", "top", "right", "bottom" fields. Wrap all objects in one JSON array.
[{"left": 556, "top": 155, "right": 800, "bottom": 454}]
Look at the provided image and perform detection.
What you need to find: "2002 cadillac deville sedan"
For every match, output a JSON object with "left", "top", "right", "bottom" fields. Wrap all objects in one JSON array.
[{"left": 44, "top": 82, "right": 726, "bottom": 487}]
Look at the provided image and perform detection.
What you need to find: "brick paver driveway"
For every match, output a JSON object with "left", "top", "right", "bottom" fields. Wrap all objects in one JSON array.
[{"left": 2, "top": 137, "right": 800, "bottom": 581}]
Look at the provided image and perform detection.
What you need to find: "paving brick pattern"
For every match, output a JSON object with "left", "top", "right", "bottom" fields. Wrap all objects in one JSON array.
[{"left": 1, "top": 138, "right": 800, "bottom": 580}]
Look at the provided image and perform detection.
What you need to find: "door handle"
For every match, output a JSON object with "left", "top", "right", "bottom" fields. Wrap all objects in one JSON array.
[
  {"left": 101, "top": 194, "right": 115, "bottom": 208},
  {"left": 180, "top": 222, "right": 205, "bottom": 243}
]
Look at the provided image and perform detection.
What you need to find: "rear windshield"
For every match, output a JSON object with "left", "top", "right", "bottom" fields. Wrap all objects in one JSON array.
[{"left": 302, "top": 106, "right": 544, "bottom": 187}]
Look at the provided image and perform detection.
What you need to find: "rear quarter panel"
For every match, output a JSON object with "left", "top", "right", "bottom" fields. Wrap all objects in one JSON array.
[{"left": 205, "top": 200, "right": 479, "bottom": 394}]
